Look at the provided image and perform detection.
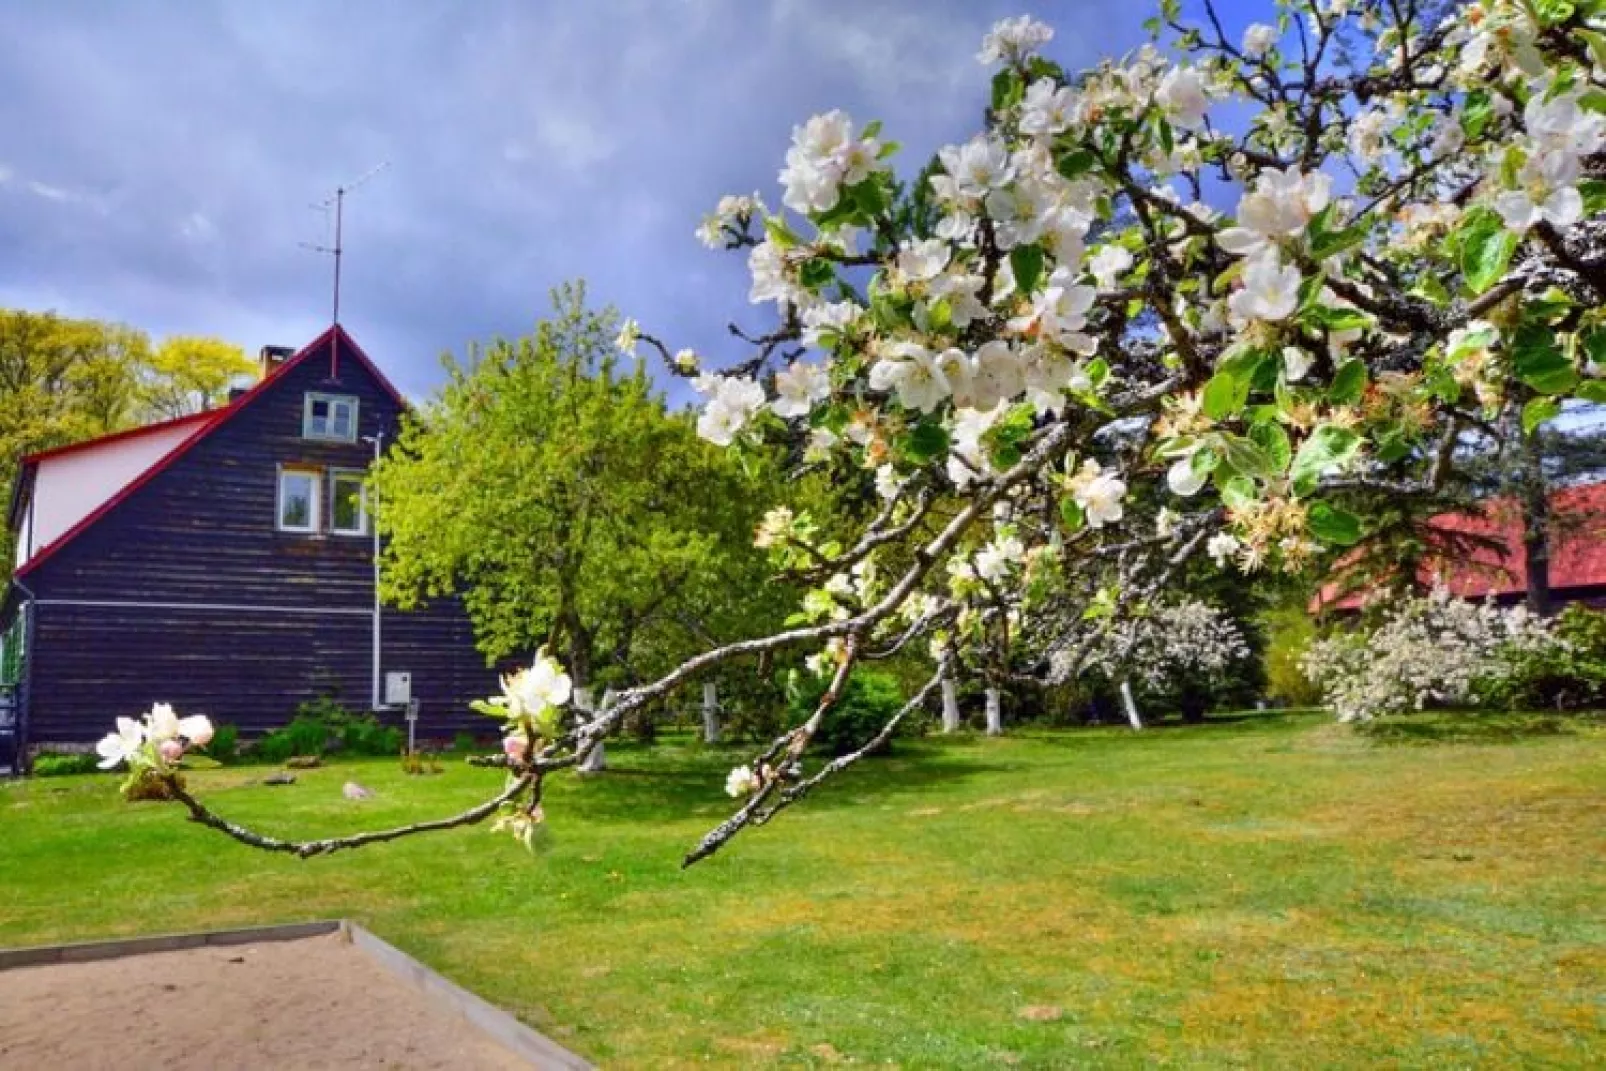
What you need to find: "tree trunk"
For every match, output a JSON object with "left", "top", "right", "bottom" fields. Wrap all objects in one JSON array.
[
  {"left": 1179, "top": 687, "right": 1207, "bottom": 724},
  {"left": 701, "top": 682, "right": 721, "bottom": 744},
  {"left": 984, "top": 687, "right": 1003, "bottom": 736},
  {"left": 1519, "top": 430, "right": 1553, "bottom": 616},
  {"left": 576, "top": 686, "right": 606, "bottom": 773},
  {"left": 1120, "top": 680, "right": 1144, "bottom": 730},
  {"left": 1509, "top": 404, "right": 1548, "bottom": 619},
  {"left": 941, "top": 678, "right": 961, "bottom": 733}
]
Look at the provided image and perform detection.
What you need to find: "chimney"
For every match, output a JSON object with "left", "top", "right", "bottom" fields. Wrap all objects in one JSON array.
[{"left": 259, "top": 344, "right": 295, "bottom": 380}]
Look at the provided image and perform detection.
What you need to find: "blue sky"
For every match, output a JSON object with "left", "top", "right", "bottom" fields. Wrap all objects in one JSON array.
[{"left": 0, "top": 0, "right": 1168, "bottom": 402}]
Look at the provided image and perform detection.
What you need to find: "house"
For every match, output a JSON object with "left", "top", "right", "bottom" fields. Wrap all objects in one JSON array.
[
  {"left": 0, "top": 325, "right": 500, "bottom": 760},
  {"left": 1313, "top": 481, "right": 1606, "bottom": 613}
]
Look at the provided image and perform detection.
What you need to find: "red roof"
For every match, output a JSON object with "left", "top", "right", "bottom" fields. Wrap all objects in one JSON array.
[
  {"left": 14, "top": 325, "right": 404, "bottom": 578},
  {"left": 1316, "top": 482, "right": 1606, "bottom": 610}
]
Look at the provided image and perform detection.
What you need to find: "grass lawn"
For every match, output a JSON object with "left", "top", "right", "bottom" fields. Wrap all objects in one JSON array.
[{"left": 2, "top": 711, "right": 1602, "bottom": 1068}]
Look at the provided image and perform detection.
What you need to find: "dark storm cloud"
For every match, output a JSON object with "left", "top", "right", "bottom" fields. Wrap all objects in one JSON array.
[{"left": 0, "top": 0, "right": 1144, "bottom": 400}]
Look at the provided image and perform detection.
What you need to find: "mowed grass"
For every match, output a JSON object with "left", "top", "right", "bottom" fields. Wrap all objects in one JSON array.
[{"left": 1, "top": 712, "right": 1602, "bottom": 1068}]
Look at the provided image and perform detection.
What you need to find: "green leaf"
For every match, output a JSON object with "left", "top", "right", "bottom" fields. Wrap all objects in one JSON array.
[
  {"left": 1409, "top": 274, "right": 1452, "bottom": 307},
  {"left": 899, "top": 420, "right": 950, "bottom": 464},
  {"left": 1453, "top": 206, "right": 1520, "bottom": 295},
  {"left": 1010, "top": 244, "right": 1046, "bottom": 294},
  {"left": 1460, "top": 90, "right": 1495, "bottom": 139},
  {"left": 764, "top": 217, "right": 801, "bottom": 249},
  {"left": 1220, "top": 476, "right": 1257, "bottom": 511},
  {"left": 1059, "top": 497, "right": 1086, "bottom": 532},
  {"left": 1290, "top": 425, "right": 1362, "bottom": 496},
  {"left": 1249, "top": 421, "right": 1293, "bottom": 474},
  {"left": 1055, "top": 148, "right": 1097, "bottom": 180},
  {"left": 1522, "top": 397, "right": 1562, "bottom": 434},
  {"left": 1576, "top": 380, "right": 1606, "bottom": 403},
  {"left": 991, "top": 69, "right": 1025, "bottom": 113},
  {"left": 1581, "top": 179, "right": 1606, "bottom": 216},
  {"left": 1202, "top": 370, "right": 1248, "bottom": 421},
  {"left": 1308, "top": 503, "right": 1363, "bottom": 546},
  {"left": 1309, "top": 219, "right": 1369, "bottom": 262},
  {"left": 926, "top": 297, "right": 953, "bottom": 332},
  {"left": 1582, "top": 29, "right": 1606, "bottom": 72},
  {"left": 1220, "top": 433, "right": 1277, "bottom": 479},
  {"left": 1303, "top": 304, "right": 1371, "bottom": 333},
  {"left": 1330, "top": 360, "right": 1369, "bottom": 405},
  {"left": 799, "top": 258, "right": 835, "bottom": 291},
  {"left": 1581, "top": 87, "right": 1606, "bottom": 115},
  {"left": 1511, "top": 325, "right": 1579, "bottom": 395}
]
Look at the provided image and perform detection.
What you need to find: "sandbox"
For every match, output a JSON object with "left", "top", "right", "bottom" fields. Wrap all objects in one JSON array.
[{"left": 0, "top": 922, "right": 589, "bottom": 1070}]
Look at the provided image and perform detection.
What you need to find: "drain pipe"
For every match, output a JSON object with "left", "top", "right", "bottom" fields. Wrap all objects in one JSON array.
[{"left": 362, "top": 432, "right": 385, "bottom": 711}]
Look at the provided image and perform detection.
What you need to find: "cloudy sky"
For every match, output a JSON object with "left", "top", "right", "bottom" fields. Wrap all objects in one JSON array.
[{"left": 0, "top": 0, "right": 1165, "bottom": 401}]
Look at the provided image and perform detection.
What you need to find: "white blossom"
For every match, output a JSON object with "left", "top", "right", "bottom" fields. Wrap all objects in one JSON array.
[
  {"left": 1242, "top": 23, "right": 1278, "bottom": 57},
  {"left": 772, "top": 361, "right": 831, "bottom": 418},
  {"left": 978, "top": 15, "right": 1054, "bottom": 65},
  {"left": 697, "top": 376, "right": 768, "bottom": 445}
]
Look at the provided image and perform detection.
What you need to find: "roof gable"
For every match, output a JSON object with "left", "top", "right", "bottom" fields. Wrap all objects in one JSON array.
[
  {"left": 15, "top": 325, "right": 406, "bottom": 579},
  {"left": 1315, "top": 482, "right": 1606, "bottom": 610}
]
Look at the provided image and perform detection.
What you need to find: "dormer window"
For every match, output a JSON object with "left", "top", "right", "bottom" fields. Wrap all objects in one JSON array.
[{"left": 304, "top": 393, "right": 358, "bottom": 442}]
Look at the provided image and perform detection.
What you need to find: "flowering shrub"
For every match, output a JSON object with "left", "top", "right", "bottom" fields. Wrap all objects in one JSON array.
[
  {"left": 108, "top": 2, "right": 1606, "bottom": 863},
  {"left": 1475, "top": 603, "right": 1606, "bottom": 710},
  {"left": 1301, "top": 589, "right": 1558, "bottom": 721},
  {"left": 1054, "top": 597, "right": 1250, "bottom": 693}
]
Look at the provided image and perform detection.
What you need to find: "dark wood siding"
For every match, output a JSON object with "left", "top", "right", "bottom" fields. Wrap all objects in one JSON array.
[{"left": 22, "top": 332, "right": 502, "bottom": 743}]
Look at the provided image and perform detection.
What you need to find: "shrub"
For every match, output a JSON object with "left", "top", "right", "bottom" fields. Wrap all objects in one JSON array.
[
  {"left": 452, "top": 731, "right": 479, "bottom": 754},
  {"left": 1301, "top": 588, "right": 1557, "bottom": 722},
  {"left": 31, "top": 751, "right": 101, "bottom": 777},
  {"left": 1261, "top": 605, "right": 1323, "bottom": 708},
  {"left": 251, "top": 700, "right": 402, "bottom": 764},
  {"left": 203, "top": 723, "right": 240, "bottom": 765},
  {"left": 789, "top": 669, "right": 907, "bottom": 756},
  {"left": 252, "top": 715, "right": 331, "bottom": 764},
  {"left": 1476, "top": 604, "right": 1606, "bottom": 711}
]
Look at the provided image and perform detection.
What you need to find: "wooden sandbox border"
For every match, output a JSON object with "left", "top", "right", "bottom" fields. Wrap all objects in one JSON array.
[{"left": 0, "top": 919, "right": 593, "bottom": 1070}]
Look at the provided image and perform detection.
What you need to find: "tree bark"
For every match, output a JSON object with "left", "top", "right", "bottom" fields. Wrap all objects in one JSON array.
[
  {"left": 576, "top": 687, "right": 606, "bottom": 772},
  {"left": 984, "top": 687, "right": 1003, "bottom": 736},
  {"left": 941, "top": 678, "right": 961, "bottom": 733},
  {"left": 701, "top": 682, "right": 721, "bottom": 744},
  {"left": 1120, "top": 680, "right": 1144, "bottom": 730},
  {"left": 1518, "top": 430, "right": 1553, "bottom": 617}
]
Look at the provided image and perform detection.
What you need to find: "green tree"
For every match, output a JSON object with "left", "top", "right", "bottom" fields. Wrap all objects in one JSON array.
[
  {"left": 137, "top": 335, "right": 256, "bottom": 419},
  {"left": 371, "top": 284, "right": 788, "bottom": 691},
  {"left": 0, "top": 310, "right": 144, "bottom": 523}
]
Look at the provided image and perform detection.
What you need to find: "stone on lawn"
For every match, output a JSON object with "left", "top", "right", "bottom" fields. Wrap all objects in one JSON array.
[{"left": 343, "top": 781, "right": 374, "bottom": 800}]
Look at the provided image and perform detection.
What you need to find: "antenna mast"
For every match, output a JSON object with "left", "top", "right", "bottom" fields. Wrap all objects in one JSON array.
[{"left": 303, "top": 161, "right": 388, "bottom": 326}]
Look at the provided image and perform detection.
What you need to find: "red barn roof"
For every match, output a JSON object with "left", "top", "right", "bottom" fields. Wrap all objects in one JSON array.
[{"left": 1315, "top": 481, "right": 1606, "bottom": 611}]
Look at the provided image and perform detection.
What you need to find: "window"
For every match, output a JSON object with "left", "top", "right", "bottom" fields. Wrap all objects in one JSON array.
[
  {"left": 277, "top": 469, "right": 320, "bottom": 533},
  {"left": 330, "top": 469, "right": 368, "bottom": 536},
  {"left": 303, "top": 393, "right": 358, "bottom": 442}
]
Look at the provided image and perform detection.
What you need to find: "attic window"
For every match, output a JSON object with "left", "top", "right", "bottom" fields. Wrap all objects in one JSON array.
[{"left": 304, "top": 393, "right": 358, "bottom": 442}]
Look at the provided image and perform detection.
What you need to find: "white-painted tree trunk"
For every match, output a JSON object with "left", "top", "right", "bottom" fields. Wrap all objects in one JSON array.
[
  {"left": 576, "top": 687, "right": 608, "bottom": 772},
  {"left": 941, "top": 678, "right": 961, "bottom": 734},
  {"left": 1120, "top": 680, "right": 1144, "bottom": 730},
  {"left": 702, "top": 682, "right": 721, "bottom": 744},
  {"left": 984, "top": 687, "right": 1003, "bottom": 736}
]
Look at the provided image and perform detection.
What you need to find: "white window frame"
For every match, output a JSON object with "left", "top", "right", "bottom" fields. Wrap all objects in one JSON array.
[
  {"left": 303, "top": 392, "right": 359, "bottom": 442},
  {"left": 328, "top": 468, "right": 369, "bottom": 536},
  {"left": 276, "top": 467, "right": 321, "bottom": 534}
]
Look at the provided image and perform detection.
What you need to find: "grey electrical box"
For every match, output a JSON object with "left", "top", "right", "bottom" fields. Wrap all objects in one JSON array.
[{"left": 384, "top": 671, "right": 412, "bottom": 705}]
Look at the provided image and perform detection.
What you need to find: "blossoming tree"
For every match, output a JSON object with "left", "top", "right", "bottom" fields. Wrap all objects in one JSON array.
[{"left": 107, "top": 0, "right": 1606, "bottom": 865}]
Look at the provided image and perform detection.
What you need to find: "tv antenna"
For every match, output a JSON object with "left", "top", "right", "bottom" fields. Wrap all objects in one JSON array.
[{"left": 301, "top": 161, "right": 389, "bottom": 325}]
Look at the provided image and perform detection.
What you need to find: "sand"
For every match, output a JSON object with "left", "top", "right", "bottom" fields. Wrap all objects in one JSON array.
[{"left": 0, "top": 933, "right": 534, "bottom": 1070}]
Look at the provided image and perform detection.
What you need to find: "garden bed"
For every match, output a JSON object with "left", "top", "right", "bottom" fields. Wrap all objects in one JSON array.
[{"left": 0, "top": 923, "right": 587, "bottom": 1070}]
